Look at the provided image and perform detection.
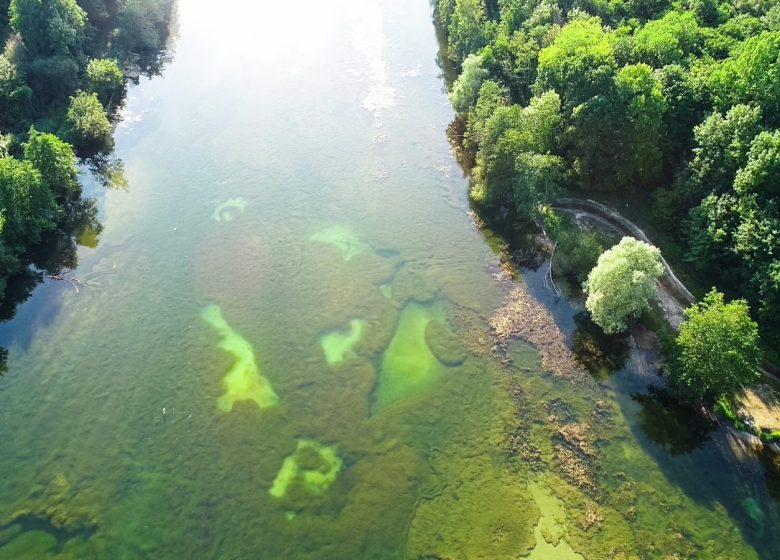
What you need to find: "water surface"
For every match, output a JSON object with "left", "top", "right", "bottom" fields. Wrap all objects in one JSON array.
[{"left": 0, "top": 0, "right": 778, "bottom": 558}]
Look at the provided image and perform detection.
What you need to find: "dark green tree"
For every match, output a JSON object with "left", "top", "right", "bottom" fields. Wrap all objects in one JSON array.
[{"left": 672, "top": 289, "right": 761, "bottom": 401}]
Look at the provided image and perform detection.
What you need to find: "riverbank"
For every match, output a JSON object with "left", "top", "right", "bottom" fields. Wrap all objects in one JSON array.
[{"left": 550, "top": 197, "right": 780, "bottom": 446}]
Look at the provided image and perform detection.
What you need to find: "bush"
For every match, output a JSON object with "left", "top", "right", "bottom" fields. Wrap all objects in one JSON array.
[
  {"left": 87, "top": 58, "right": 123, "bottom": 104},
  {"left": 65, "top": 90, "right": 110, "bottom": 146}
]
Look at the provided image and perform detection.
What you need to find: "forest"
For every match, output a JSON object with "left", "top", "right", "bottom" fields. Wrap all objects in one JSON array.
[
  {"left": 0, "top": 0, "right": 175, "bottom": 325},
  {"left": 435, "top": 0, "right": 780, "bottom": 369}
]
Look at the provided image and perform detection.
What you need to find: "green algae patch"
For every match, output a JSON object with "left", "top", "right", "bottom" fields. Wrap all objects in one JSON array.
[
  {"left": 524, "top": 482, "right": 583, "bottom": 560},
  {"left": 425, "top": 320, "right": 466, "bottom": 367},
  {"left": 374, "top": 301, "right": 446, "bottom": 411},
  {"left": 269, "top": 440, "right": 342, "bottom": 500},
  {"left": 201, "top": 304, "right": 279, "bottom": 412},
  {"left": 320, "top": 319, "right": 366, "bottom": 365},
  {"left": 309, "top": 225, "right": 370, "bottom": 261},
  {"left": 212, "top": 197, "right": 247, "bottom": 222}
]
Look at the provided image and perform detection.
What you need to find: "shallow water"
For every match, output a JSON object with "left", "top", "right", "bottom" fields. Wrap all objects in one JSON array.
[{"left": 0, "top": 0, "right": 778, "bottom": 558}]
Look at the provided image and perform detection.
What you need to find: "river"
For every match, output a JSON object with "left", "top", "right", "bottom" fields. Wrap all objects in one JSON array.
[{"left": 0, "top": 0, "right": 778, "bottom": 558}]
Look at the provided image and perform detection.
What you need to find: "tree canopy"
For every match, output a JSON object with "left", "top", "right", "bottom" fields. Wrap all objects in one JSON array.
[
  {"left": 584, "top": 237, "right": 664, "bottom": 334},
  {"left": 672, "top": 289, "right": 761, "bottom": 401},
  {"left": 436, "top": 0, "right": 780, "bottom": 350}
]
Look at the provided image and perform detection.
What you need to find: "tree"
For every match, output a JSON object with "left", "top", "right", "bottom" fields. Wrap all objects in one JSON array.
[
  {"left": 0, "top": 157, "right": 57, "bottom": 249},
  {"left": 534, "top": 16, "right": 616, "bottom": 111},
  {"left": 448, "top": 0, "right": 492, "bottom": 61},
  {"left": 672, "top": 289, "right": 761, "bottom": 401},
  {"left": 465, "top": 79, "right": 509, "bottom": 150},
  {"left": 65, "top": 90, "right": 111, "bottom": 146},
  {"left": 9, "top": 0, "right": 86, "bottom": 57},
  {"left": 584, "top": 236, "right": 664, "bottom": 333},
  {"left": 709, "top": 31, "right": 780, "bottom": 125},
  {"left": 86, "top": 58, "right": 124, "bottom": 104},
  {"left": 449, "top": 54, "right": 489, "bottom": 113},
  {"left": 568, "top": 65, "right": 667, "bottom": 193},
  {"left": 632, "top": 11, "right": 702, "bottom": 67},
  {"left": 22, "top": 128, "right": 79, "bottom": 198},
  {"left": 512, "top": 152, "right": 564, "bottom": 215}
]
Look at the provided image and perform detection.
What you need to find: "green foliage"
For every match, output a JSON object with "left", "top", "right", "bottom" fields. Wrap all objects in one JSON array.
[
  {"left": 709, "top": 31, "right": 780, "bottom": 124},
  {"left": 553, "top": 228, "right": 610, "bottom": 284},
  {"left": 569, "top": 64, "right": 665, "bottom": 191},
  {"left": 65, "top": 90, "right": 110, "bottom": 146},
  {"left": 434, "top": 0, "right": 780, "bottom": 349},
  {"left": 584, "top": 236, "right": 664, "bottom": 334},
  {"left": 9, "top": 0, "right": 87, "bottom": 57},
  {"left": 113, "top": 0, "right": 175, "bottom": 54},
  {"left": 672, "top": 289, "right": 761, "bottom": 402},
  {"left": 0, "top": 156, "right": 57, "bottom": 249},
  {"left": 86, "top": 58, "right": 123, "bottom": 104},
  {"left": 535, "top": 16, "right": 616, "bottom": 110},
  {"left": 450, "top": 54, "right": 489, "bottom": 113},
  {"left": 22, "top": 128, "right": 79, "bottom": 198},
  {"left": 472, "top": 90, "right": 561, "bottom": 210},
  {"left": 465, "top": 79, "right": 510, "bottom": 150},
  {"left": 512, "top": 152, "right": 564, "bottom": 214},
  {"left": 632, "top": 11, "right": 702, "bottom": 67},
  {"left": 448, "top": 0, "right": 493, "bottom": 61}
]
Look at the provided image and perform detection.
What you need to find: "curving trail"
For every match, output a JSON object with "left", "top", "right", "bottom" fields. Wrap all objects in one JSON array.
[{"left": 552, "top": 197, "right": 695, "bottom": 328}]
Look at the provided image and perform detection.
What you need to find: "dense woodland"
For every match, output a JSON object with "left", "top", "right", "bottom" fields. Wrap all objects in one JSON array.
[
  {"left": 0, "top": 0, "right": 174, "bottom": 324},
  {"left": 435, "top": 0, "right": 780, "bottom": 360}
]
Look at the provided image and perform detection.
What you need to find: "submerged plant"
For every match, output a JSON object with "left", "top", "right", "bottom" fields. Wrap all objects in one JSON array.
[{"left": 200, "top": 304, "right": 279, "bottom": 412}]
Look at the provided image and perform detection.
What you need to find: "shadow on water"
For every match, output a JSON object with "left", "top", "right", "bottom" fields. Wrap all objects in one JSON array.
[
  {"left": 612, "top": 370, "right": 780, "bottom": 558},
  {"left": 0, "top": 4, "right": 179, "bottom": 378}
]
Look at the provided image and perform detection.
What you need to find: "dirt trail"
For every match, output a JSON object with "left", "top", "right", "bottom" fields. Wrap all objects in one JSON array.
[{"left": 552, "top": 198, "right": 694, "bottom": 328}]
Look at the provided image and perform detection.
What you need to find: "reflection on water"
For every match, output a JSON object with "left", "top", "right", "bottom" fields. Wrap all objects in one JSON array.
[{"left": 0, "top": 0, "right": 779, "bottom": 558}]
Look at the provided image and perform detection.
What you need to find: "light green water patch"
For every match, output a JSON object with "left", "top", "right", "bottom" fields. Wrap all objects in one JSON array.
[
  {"left": 380, "top": 283, "right": 392, "bottom": 299},
  {"left": 200, "top": 304, "right": 279, "bottom": 412},
  {"left": 320, "top": 319, "right": 366, "bottom": 365},
  {"left": 525, "top": 482, "right": 583, "bottom": 560},
  {"left": 310, "top": 225, "right": 370, "bottom": 261},
  {"left": 269, "top": 440, "right": 342, "bottom": 500},
  {"left": 212, "top": 197, "right": 247, "bottom": 222},
  {"left": 374, "top": 301, "right": 446, "bottom": 411}
]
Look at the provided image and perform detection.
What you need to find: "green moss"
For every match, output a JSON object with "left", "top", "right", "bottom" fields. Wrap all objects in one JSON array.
[
  {"left": 0, "top": 530, "right": 56, "bottom": 559},
  {"left": 212, "top": 197, "right": 247, "bottom": 222},
  {"left": 320, "top": 319, "right": 366, "bottom": 365},
  {"left": 200, "top": 304, "right": 279, "bottom": 412},
  {"left": 374, "top": 301, "right": 446, "bottom": 411},
  {"left": 424, "top": 320, "right": 466, "bottom": 367},
  {"left": 310, "top": 225, "right": 370, "bottom": 261},
  {"left": 269, "top": 440, "right": 342, "bottom": 500}
]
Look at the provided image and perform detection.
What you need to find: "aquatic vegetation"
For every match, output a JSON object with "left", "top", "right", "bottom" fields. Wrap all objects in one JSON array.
[
  {"left": 524, "top": 482, "right": 583, "bottom": 559},
  {"left": 320, "top": 319, "right": 366, "bottom": 365},
  {"left": 424, "top": 320, "right": 466, "bottom": 367},
  {"left": 193, "top": 228, "right": 267, "bottom": 303},
  {"left": 309, "top": 225, "right": 370, "bottom": 261},
  {"left": 200, "top": 304, "right": 279, "bottom": 412},
  {"left": 742, "top": 496, "right": 765, "bottom": 536},
  {"left": 212, "top": 197, "right": 247, "bottom": 222},
  {"left": 490, "top": 285, "right": 586, "bottom": 381},
  {"left": 374, "top": 301, "right": 446, "bottom": 411},
  {"left": 269, "top": 440, "right": 342, "bottom": 500}
]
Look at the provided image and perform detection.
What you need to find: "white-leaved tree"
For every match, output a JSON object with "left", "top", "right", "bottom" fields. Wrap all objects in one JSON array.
[{"left": 584, "top": 237, "right": 663, "bottom": 334}]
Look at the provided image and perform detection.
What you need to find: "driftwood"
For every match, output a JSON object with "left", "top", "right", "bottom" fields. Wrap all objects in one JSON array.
[{"left": 44, "top": 270, "right": 101, "bottom": 293}]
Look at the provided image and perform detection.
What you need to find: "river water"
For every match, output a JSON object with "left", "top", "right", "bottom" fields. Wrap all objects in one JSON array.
[{"left": 0, "top": 0, "right": 778, "bottom": 558}]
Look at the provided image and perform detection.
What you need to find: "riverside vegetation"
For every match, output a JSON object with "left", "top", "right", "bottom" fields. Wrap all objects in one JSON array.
[
  {"left": 0, "top": 0, "right": 175, "bottom": 328},
  {"left": 435, "top": 0, "right": 779, "bottom": 417}
]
